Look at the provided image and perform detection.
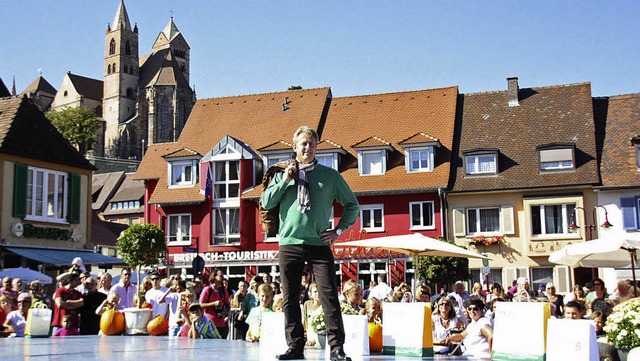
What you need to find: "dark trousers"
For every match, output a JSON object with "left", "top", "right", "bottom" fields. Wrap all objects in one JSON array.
[{"left": 279, "top": 244, "right": 345, "bottom": 351}]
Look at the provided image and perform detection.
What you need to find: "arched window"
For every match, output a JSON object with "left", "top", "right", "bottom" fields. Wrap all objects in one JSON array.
[
  {"left": 107, "top": 64, "right": 111, "bottom": 74},
  {"left": 109, "top": 39, "right": 116, "bottom": 55},
  {"left": 113, "top": 63, "right": 116, "bottom": 72},
  {"left": 125, "top": 41, "right": 131, "bottom": 55},
  {"left": 160, "top": 98, "right": 170, "bottom": 139}
]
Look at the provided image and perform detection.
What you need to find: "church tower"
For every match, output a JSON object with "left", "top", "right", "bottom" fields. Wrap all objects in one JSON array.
[{"left": 103, "top": 0, "right": 139, "bottom": 157}]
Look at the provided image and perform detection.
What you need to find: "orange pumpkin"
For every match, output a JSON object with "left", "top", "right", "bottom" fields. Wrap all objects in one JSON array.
[
  {"left": 368, "top": 322, "right": 383, "bottom": 352},
  {"left": 100, "top": 309, "right": 126, "bottom": 335},
  {"left": 140, "top": 302, "right": 153, "bottom": 309},
  {"left": 147, "top": 315, "right": 169, "bottom": 336}
]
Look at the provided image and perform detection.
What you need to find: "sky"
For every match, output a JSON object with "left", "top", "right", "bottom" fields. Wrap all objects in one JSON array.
[{"left": 1, "top": 1, "right": 639, "bottom": 100}]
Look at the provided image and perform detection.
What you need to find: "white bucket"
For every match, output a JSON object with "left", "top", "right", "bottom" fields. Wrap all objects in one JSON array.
[{"left": 123, "top": 308, "right": 152, "bottom": 335}]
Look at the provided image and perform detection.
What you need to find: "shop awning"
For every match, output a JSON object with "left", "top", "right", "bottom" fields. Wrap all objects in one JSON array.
[{"left": 2, "top": 246, "right": 126, "bottom": 267}]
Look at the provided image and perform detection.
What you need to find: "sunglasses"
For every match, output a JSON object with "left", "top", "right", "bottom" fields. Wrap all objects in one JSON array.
[
  {"left": 151, "top": 278, "right": 160, "bottom": 281},
  {"left": 467, "top": 306, "right": 481, "bottom": 312}
]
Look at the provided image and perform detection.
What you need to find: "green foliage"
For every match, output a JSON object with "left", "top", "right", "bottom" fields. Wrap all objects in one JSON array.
[
  {"left": 287, "top": 85, "right": 303, "bottom": 90},
  {"left": 116, "top": 224, "right": 167, "bottom": 268},
  {"left": 414, "top": 237, "right": 472, "bottom": 287},
  {"left": 45, "top": 106, "right": 100, "bottom": 153}
]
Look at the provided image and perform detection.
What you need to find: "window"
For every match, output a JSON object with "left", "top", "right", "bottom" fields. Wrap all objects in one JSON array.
[
  {"left": 409, "top": 201, "right": 435, "bottom": 230},
  {"left": 359, "top": 150, "right": 385, "bottom": 175},
  {"left": 531, "top": 203, "right": 575, "bottom": 236},
  {"left": 636, "top": 146, "right": 640, "bottom": 170},
  {"left": 109, "top": 39, "right": 116, "bottom": 55},
  {"left": 266, "top": 154, "right": 290, "bottom": 168},
  {"left": 213, "top": 161, "right": 239, "bottom": 200},
  {"left": 316, "top": 154, "right": 337, "bottom": 170},
  {"left": 125, "top": 41, "right": 131, "bottom": 55},
  {"left": 360, "top": 204, "right": 384, "bottom": 232},
  {"left": 466, "top": 154, "right": 497, "bottom": 175},
  {"left": 408, "top": 147, "right": 434, "bottom": 172},
  {"left": 467, "top": 207, "right": 500, "bottom": 234},
  {"left": 123, "top": 65, "right": 128, "bottom": 74},
  {"left": 539, "top": 147, "right": 574, "bottom": 172},
  {"left": 167, "top": 214, "right": 191, "bottom": 245},
  {"left": 212, "top": 208, "right": 240, "bottom": 245},
  {"left": 107, "top": 65, "right": 111, "bottom": 75},
  {"left": 26, "top": 167, "right": 67, "bottom": 223},
  {"left": 160, "top": 98, "right": 170, "bottom": 140},
  {"left": 176, "top": 102, "right": 185, "bottom": 136},
  {"left": 621, "top": 197, "right": 640, "bottom": 230},
  {"left": 170, "top": 160, "right": 196, "bottom": 186}
]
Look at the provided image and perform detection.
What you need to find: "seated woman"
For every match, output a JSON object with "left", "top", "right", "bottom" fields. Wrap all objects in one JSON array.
[
  {"left": 341, "top": 280, "right": 364, "bottom": 312},
  {"left": 432, "top": 297, "right": 464, "bottom": 353},
  {"left": 564, "top": 284, "right": 587, "bottom": 306},
  {"left": 443, "top": 298, "right": 493, "bottom": 358},
  {"left": 365, "top": 297, "right": 382, "bottom": 324}
]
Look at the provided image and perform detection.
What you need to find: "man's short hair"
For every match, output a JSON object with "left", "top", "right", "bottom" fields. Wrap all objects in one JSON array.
[
  {"left": 121, "top": 267, "right": 131, "bottom": 275},
  {"left": 566, "top": 300, "right": 586, "bottom": 313},
  {"left": 292, "top": 125, "right": 319, "bottom": 143}
]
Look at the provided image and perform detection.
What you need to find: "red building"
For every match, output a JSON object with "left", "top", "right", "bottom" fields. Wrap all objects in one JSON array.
[{"left": 135, "top": 86, "right": 458, "bottom": 289}]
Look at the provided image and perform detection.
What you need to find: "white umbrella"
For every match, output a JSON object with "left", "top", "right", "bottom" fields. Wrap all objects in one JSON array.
[
  {"left": 336, "top": 233, "right": 489, "bottom": 259},
  {"left": 548, "top": 232, "right": 640, "bottom": 297},
  {"left": 0, "top": 267, "right": 53, "bottom": 284}
]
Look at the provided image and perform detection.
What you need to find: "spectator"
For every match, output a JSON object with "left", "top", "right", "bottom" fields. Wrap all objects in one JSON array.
[
  {"left": 232, "top": 280, "right": 250, "bottom": 340},
  {"left": 401, "top": 291, "right": 413, "bottom": 303},
  {"left": 416, "top": 284, "right": 431, "bottom": 303},
  {"left": 262, "top": 273, "right": 273, "bottom": 284},
  {"left": 190, "top": 276, "right": 203, "bottom": 300},
  {"left": 300, "top": 270, "right": 312, "bottom": 303},
  {"left": 471, "top": 282, "right": 483, "bottom": 298},
  {"left": 342, "top": 280, "right": 364, "bottom": 312},
  {"left": 590, "top": 310, "right": 606, "bottom": 337},
  {"left": 447, "top": 281, "right": 471, "bottom": 305},
  {"left": 75, "top": 271, "right": 91, "bottom": 295},
  {"left": 586, "top": 278, "right": 609, "bottom": 304},
  {"left": 368, "top": 273, "right": 393, "bottom": 301},
  {"left": 486, "top": 283, "right": 504, "bottom": 304},
  {"left": 12, "top": 278, "right": 24, "bottom": 294},
  {"left": 0, "top": 295, "right": 12, "bottom": 331},
  {"left": 79, "top": 277, "right": 106, "bottom": 335},
  {"left": 53, "top": 314, "right": 80, "bottom": 337},
  {"left": 95, "top": 293, "right": 120, "bottom": 316},
  {"left": 610, "top": 280, "right": 633, "bottom": 305},
  {"left": 98, "top": 273, "right": 113, "bottom": 295},
  {"left": 0, "top": 277, "right": 14, "bottom": 296},
  {"left": 145, "top": 273, "right": 169, "bottom": 318},
  {"left": 564, "top": 300, "right": 586, "bottom": 319},
  {"left": 364, "top": 297, "right": 382, "bottom": 324},
  {"left": 485, "top": 298, "right": 505, "bottom": 328},
  {"left": 52, "top": 272, "right": 83, "bottom": 334},
  {"left": 362, "top": 281, "right": 376, "bottom": 301},
  {"left": 512, "top": 277, "right": 534, "bottom": 302},
  {"left": 443, "top": 298, "right": 493, "bottom": 358},
  {"left": 199, "top": 274, "right": 230, "bottom": 339},
  {"left": 302, "top": 282, "right": 321, "bottom": 346},
  {"left": 109, "top": 268, "right": 136, "bottom": 310},
  {"left": 28, "top": 281, "right": 49, "bottom": 309},
  {"left": 159, "top": 278, "right": 187, "bottom": 337},
  {"left": 3, "top": 293, "right": 30, "bottom": 336},
  {"left": 432, "top": 297, "right": 464, "bottom": 354},
  {"left": 246, "top": 283, "right": 275, "bottom": 342},
  {"left": 135, "top": 277, "right": 153, "bottom": 308},
  {"left": 564, "top": 283, "right": 587, "bottom": 306},
  {"left": 545, "top": 283, "right": 564, "bottom": 318},
  {"left": 187, "top": 303, "right": 221, "bottom": 339}
]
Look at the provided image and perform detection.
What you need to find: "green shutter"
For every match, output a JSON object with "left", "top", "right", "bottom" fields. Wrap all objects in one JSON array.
[
  {"left": 13, "top": 163, "right": 28, "bottom": 218},
  {"left": 68, "top": 173, "right": 81, "bottom": 224}
]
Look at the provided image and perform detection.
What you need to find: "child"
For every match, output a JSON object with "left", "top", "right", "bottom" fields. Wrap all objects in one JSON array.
[
  {"left": 95, "top": 293, "right": 120, "bottom": 316},
  {"left": 590, "top": 310, "right": 606, "bottom": 337},
  {"left": 53, "top": 315, "right": 80, "bottom": 336},
  {"left": 365, "top": 297, "right": 382, "bottom": 324},
  {"left": 245, "top": 283, "right": 274, "bottom": 342},
  {"left": 187, "top": 303, "right": 221, "bottom": 339}
]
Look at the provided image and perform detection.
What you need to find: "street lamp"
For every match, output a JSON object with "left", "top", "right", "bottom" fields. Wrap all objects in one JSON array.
[{"left": 569, "top": 205, "right": 613, "bottom": 240}]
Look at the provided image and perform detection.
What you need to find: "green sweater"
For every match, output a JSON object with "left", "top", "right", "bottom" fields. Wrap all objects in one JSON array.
[{"left": 262, "top": 164, "right": 359, "bottom": 246}]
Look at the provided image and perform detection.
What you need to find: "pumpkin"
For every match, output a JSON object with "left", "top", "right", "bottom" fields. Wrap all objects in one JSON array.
[
  {"left": 368, "top": 322, "right": 383, "bottom": 352},
  {"left": 147, "top": 315, "right": 169, "bottom": 336},
  {"left": 100, "top": 309, "right": 126, "bottom": 335},
  {"left": 140, "top": 302, "right": 153, "bottom": 309}
]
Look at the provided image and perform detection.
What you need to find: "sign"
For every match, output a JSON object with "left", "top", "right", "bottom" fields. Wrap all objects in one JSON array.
[
  {"left": 546, "top": 318, "right": 598, "bottom": 361},
  {"left": 171, "top": 250, "right": 279, "bottom": 264},
  {"left": 383, "top": 303, "right": 433, "bottom": 357},
  {"left": 192, "top": 256, "right": 205, "bottom": 272},
  {"left": 481, "top": 265, "right": 491, "bottom": 275},
  {"left": 492, "top": 302, "right": 550, "bottom": 361},
  {"left": 182, "top": 247, "right": 197, "bottom": 253},
  {"left": 324, "top": 315, "right": 369, "bottom": 359},
  {"left": 259, "top": 313, "right": 288, "bottom": 359}
]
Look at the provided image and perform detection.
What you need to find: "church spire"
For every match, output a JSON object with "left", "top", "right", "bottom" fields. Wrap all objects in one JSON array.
[
  {"left": 112, "top": 0, "right": 132, "bottom": 31},
  {"left": 162, "top": 16, "right": 181, "bottom": 41}
]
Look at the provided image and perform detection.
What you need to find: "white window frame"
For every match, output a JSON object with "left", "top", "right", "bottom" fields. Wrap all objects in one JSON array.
[
  {"left": 212, "top": 160, "right": 240, "bottom": 204},
  {"left": 539, "top": 148, "right": 575, "bottom": 172},
  {"left": 540, "top": 160, "right": 573, "bottom": 171},
  {"left": 358, "top": 150, "right": 386, "bottom": 176},
  {"left": 531, "top": 203, "right": 575, "bottom": 237},
  {"left": 466, "top": 207, "right": 501, "bottom": 235},
  {"left": 265, "top": 153, "right": 291, "bottom": 168},
  {"left": 465, "top": 154, "right": 497, "bottom": 175},
  {"left": 406, "top": 146, "right": 434, "bottom": 173},
  {"left": 212, "top": 208, "right": 240, "bottom": 245},
  {"left": 409, "top": 201, "right": 435, "bottom": 230},
  {"left": 167, "top": 213, "right": 191, "bottom": 246},
  {"left": 316, "top": 153, "right": 338, "bottom": 170},
  {"left": 26, "top": 166, "right": 68, "bottom": 224},
  {"left": 169, "top": 160, "right": 197, "bottom": 187},
  {"left": 360, "top": 204, "right": 385, "bottom": 233}
]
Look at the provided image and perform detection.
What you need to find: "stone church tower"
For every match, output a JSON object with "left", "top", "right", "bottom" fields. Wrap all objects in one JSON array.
[{"left": 103, "top": 1, "right": 195, "bottom": 160}]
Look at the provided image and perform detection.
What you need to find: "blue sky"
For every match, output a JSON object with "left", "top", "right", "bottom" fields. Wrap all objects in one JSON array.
[{"left": 1, "top": 1, "right": 638, "bottom": 99}]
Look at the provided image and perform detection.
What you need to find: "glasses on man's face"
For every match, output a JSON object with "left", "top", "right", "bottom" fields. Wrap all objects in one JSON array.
[
  {"left": 151, "top": 278, "right": 159, "bottom": 281},
  {"left": 467, "top": 306, "right": 480, "bottom": 312}
]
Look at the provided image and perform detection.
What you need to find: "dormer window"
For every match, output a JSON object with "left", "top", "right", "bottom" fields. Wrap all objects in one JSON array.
[
  {"left": 635, "top": 142, "right": 640, "bottom": 170},
  {"left": 407, "top": 146, "right": 434, "bottom": 172},
  {"left": 316, "top": 153, "right": 338, "bottom": 170},
  {"left": 169, "top": 160, "right": 197, "bottom": 186},
  {"left": 537, "top": 143, "right": 575, "bottom": 172},
  {"left": 463, "top": 149, "right": 498, "bottom": 176},
  {"left": 265, "top": 154, "right": 291, "bottom": 168},
  {"left": 359, "top": 150, "right": 386, "bottom": 175}
]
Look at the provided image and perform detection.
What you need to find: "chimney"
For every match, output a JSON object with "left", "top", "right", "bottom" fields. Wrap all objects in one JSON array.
[{"left": 507, "top": 77, "right": 519, "bottom": 107}]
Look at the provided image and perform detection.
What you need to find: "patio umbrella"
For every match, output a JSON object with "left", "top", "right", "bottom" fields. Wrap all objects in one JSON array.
[
  {"left": 0, "top": 267, "right": 53, "bottom": 284},
  {"left": 336, "top": 233, "right": 489, "bottom": 260},
  {"left": 548, "top": 232, "right": 640, "bottom": 297}
]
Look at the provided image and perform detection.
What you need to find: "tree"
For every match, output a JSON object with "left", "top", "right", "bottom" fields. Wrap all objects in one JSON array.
[
  {"left": 45, "top": 106, "right": 100, "bottom": 154},
  {"left": 413, "top": 237, "right": 472, "bottom": 291},
  {"left": 116, "top": 224, "right": 167, "bottom": 307},
  {"left": 287, "top": 85, "right": 303, "bottom": 90}
]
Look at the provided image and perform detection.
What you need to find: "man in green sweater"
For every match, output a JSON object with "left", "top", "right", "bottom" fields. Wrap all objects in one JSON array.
[{"left": 262, "top": 125, "right": 359, "bottom": 361}]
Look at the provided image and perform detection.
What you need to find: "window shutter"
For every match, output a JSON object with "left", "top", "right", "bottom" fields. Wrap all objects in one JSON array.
[
  {"left": 501, "top": 206, "right": 515, "bottom": 235},
  {"left": 68, "top": 173, "right": 81, "bottom": 224},
  {"left": 453, "top": 208, "right": 466, "bottom": 236},
  {"left": 13, "top": 163, "right": 28, "bottom": 218},
  {"left": 621, "top": 197, "right": 639, "bottom": 230},
  {"left": 553, "top": 265, "right": 570, "bottom": 294},
  {"left": 502, "top": 267, "right": 517, "bottom": 287}
]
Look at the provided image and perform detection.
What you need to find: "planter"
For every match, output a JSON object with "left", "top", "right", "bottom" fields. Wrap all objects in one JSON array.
[
  {"left": 123, "top": 308, "right": 153, "bottom": 335},
  {"left": 317, "top": 333, "right": 327, "bottom": 349}
]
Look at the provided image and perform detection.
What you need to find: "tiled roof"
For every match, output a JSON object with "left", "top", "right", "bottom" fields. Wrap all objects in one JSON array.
[
  {"left": 92, "top": 171, "right": 125, "bottom": 211},
  {"left": 135, "top": 87, "right": 331, "bottom": 204},
  {"left": 597, "top": 93, "right": 640, "bottom": 189},
  {"left": 0, "top": 96, "right": 95, "bottom": 170},
  {"left": 317, "top": 139, "right": 344, "bottom": 151},
  {"left": 0, "top": 78, "right": 10, "bottom": 97},
  {"left": 352, "top": 136, "right": 392, "bottom": 149},
  {"left": 67, "top": 73, "right": 103, "bottom": 101},
  {"left": 139, "top": 49, "right": 190, "bottom": 88},
  {"left": 91, "top": 213, "right": 128, "bottom": 247},
  {"left": 399, "top": 133, "right": 440, "bottom": 146},
  {"left": 20, "top": 76, "right": 56, "bottom": 96},
  {"left": 109, "top": 173, "right": 144, "bottom": 203},
  {"left": 258, "top": 141, "right": 293, "bottom": 152},
  {"left": 321, "top": 87, "right": 459, "bottom": 194},
  {"left": 162, "top": 147, "right": 201, "bottom": 159},
  {"left": 450, "top": 82, "right": 599, "bottom": 192}
]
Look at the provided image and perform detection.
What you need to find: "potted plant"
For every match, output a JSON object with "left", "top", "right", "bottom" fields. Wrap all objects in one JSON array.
[
  {"left": 603, "top": 298, "right": 640, "bottom": 360},
  {"left": 116, "top": 223, "right": 167, "bottom": 334},
  {"left": 310, "top": 303, "right": 358, "bottom": 348}
]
